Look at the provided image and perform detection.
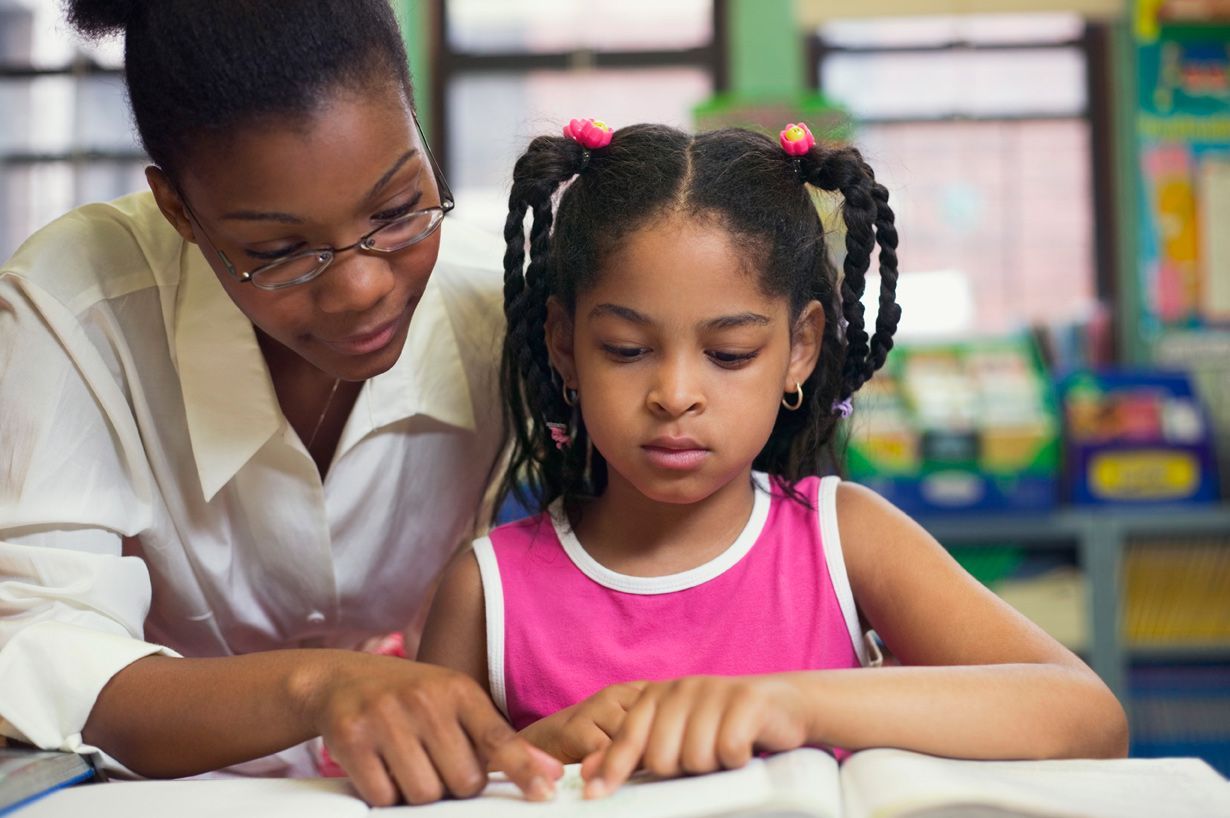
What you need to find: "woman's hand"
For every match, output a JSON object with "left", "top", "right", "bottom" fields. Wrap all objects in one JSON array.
[
  {"left": 519, "top": 681, "right": 645, "bottom": 763},
  {"left": 302, "top": 653, "right": 563, "bottom": 806},
  {"left": 580, "top": 675, "right": 810, "bottom": 798}
]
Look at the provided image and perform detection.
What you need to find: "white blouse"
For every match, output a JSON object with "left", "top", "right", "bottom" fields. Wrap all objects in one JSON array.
[{"left": 0, "top": 192, "right": 507, "bottom": 775}]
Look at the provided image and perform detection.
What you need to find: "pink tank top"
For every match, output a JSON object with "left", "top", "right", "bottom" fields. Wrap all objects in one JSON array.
[{"left": 473, "top": 474, "right": 868, "bottom": 730}]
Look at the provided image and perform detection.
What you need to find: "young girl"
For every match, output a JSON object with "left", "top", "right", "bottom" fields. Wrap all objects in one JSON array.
[{"left": 418, "top": 119, "right": 1127, "bottom": 800}]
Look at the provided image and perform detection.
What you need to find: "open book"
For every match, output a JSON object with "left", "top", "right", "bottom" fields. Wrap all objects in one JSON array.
[{"left": 18, "top": 747, "right": 1230, "bottom": 818}]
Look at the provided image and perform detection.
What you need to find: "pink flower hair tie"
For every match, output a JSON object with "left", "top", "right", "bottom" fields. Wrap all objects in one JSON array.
[
  {"left": 547, "top": 422, "right": 572, "bottom": 450},
  {"left": 563, "top": 118, "right": 613, "bottom": 149},
  {"left": 779, "top": 122, "right": 815, "bottom": 156}
]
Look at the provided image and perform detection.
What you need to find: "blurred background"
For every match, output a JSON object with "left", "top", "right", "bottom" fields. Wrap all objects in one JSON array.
[{"left": 1, "top": 0, "right": 1228, "bottom": 773}]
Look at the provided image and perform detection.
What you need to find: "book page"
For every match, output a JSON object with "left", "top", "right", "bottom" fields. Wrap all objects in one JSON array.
[
  {"left": 19, "top": 749, "right": 842, "bottom": 818},
  {"left": 840, "top": 748, "right": 1230, "bottom": 818},
  {"left": 397, "top": 748, "right": 844, "bottom": 818},
  {"left": 17, "top": 776, "right": 369, "bottom": 818}
]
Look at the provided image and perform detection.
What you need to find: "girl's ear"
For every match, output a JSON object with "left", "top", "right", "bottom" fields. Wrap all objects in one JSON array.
[
  {"left": 786, "top": 300, "right": 825, "bottom": 391},
  {"left": 545, "top": 297, "right": 578, "bottom": 388}
]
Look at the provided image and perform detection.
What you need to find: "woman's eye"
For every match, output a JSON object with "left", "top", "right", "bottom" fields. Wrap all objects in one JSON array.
[
  {"left": 373, "top": 191, "right": 424, "bottom": 222},
  {"left": 247, "top": 243, "right": 305, "bottom": 261},
  {"left": 708, "top": 350, "right": 759, "bottom": 367},
  {"left": 602, "top": 344, "right": 647, "bottom": 361}
]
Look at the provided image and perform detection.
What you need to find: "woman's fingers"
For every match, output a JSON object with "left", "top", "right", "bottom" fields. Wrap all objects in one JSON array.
[
  {"left": 459, "top": 690, "right": 562, "bottom": 801},
  {"left": 385, "top": 736, "right": 446, "bottom": 805},
  {"left": 418, "top": 719, "right": 488, "bottom": 799}
]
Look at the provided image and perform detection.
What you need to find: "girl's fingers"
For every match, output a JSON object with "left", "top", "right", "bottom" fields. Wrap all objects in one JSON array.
[
  {"left": 640, "top": 685, "right": 692, "bottom": 778},
  {"left": 678, "top": 689, "right": 728, "bottom": 774},
  {"left": 714, "top": 690, "right": 761, "bottom": 770},
  {"left": 564, "top": 721, "right": 617, "bottom": 761},
  {"left": 584, "top": 690, "right": 659, "bottom": 798},
  {"left": 591, "top": 683, "right": 644, "bottom": 736}
]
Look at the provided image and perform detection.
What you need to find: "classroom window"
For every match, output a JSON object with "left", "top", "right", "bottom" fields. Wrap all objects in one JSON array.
[
  {"left": 435, "top": 0, "right": 722, "bottom": 231},
  {"left": 812, "top": 14, "right": 1106, "bottom": 340},
  {"left": 0, "top": 1, "right": 143, "bottom": 261}
]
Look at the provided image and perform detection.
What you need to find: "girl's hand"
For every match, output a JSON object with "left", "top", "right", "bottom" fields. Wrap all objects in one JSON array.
[
  {"left": 580, "top": 675, "right": 810, "bottom": 798},
  {"left": 519, "top": 681, "right": 646, "bottom": 763},
  {"left": 304, "top": 653, "right": 563, "bottom": 806}
]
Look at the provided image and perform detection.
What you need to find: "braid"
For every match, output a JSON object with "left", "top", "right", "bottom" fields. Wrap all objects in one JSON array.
[
  {"left": 802, "top": 146, "right": 900, "bottom": 401},
  {"left": 498, "top": 136, "right": 589, "bottom": 514},
  {"left": 864, "top": 165, "right": 901, "bottom": 376}
]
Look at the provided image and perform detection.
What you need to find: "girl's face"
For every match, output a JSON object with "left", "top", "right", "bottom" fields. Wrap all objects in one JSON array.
[
  {"left": 547, "top": 215, "right": 823, "bottom": 506},
  {"left": 148, "top": 83, "right": 442, "bottom": 382}
]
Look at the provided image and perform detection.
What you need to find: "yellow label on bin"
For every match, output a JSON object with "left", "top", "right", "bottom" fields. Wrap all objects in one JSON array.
[{"left": 1088, "top": 450, "right": 1199, "bottom": 500}]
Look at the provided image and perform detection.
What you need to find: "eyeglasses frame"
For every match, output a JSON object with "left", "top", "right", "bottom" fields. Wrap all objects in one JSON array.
[{"left": 178, "top": 115, "right": 454, "bottom": 292}]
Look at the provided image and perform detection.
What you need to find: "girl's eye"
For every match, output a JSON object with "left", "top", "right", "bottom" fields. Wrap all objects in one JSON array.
[
  {"left": 708, "top": 350, "right": 759, "bottom": 368},
  {"left": 602, "top": 344, "right": 648, "bottom": 361},
  {"left": 247, "top": 242, "right": 306, "bottom": 261}
]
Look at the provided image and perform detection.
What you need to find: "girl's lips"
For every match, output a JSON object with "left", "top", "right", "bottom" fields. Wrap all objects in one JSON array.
[{"left": 642, "top": 445, "right": 710, "bottom": 471}]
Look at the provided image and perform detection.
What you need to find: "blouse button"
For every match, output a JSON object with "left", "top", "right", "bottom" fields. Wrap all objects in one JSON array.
[{"left": 307, "top": 611, "right": 326, "bottom": 625}]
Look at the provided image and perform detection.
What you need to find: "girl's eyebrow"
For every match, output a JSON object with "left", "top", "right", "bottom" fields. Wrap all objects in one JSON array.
[
  {"left": 590, "top": 303, "right": 650, "bottom": 324},
  {"left": 703, "top": 312, "right": 770, "bottom": 330},
  {"left": 589, "top": 303, "right": 771, "bottom": 330}
]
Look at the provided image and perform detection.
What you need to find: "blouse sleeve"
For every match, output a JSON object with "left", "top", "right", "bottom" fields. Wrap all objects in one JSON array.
[{"left": 0, "top": 272, "right": 178, "bottom": 753}]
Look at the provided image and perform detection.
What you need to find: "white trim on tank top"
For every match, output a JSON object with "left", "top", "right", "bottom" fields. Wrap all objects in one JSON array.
[{"left": 549, "top": 473, "right": 773, "bottom": 595}]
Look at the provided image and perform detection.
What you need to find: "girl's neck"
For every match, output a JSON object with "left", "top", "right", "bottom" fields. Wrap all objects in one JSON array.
[{"left": 571, "top": 468, "right": 758, "bottom": 578}]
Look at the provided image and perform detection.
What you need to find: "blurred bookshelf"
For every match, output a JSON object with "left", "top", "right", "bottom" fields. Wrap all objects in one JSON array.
[{"left": 918, "top": 504, "right": 1230, "bottom": 774}]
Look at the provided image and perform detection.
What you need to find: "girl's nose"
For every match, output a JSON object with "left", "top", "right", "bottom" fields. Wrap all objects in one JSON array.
[
  {"left": 315, "top": 250, "right": 395, "bottom": 315},
  {"left": 647, "top": 357, "right": 706, "bottom": 417}
]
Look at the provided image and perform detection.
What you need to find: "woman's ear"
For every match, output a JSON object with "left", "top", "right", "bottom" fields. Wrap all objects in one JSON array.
[
  {"left": 786, "top": 300, "right": 825, "bottom": 391},
  {"left": 544, "top": 297, "right": 578, "bottom": 388},
  {"left": 145, "top": 166, "right": 197, "bottom": 245}
]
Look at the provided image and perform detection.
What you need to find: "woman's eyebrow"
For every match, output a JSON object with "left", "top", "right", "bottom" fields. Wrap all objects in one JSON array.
[
  {"left": 219, "top": 149, "right": 420, "bottom": 224},
  {"left": 365, "top": 148, "right": 419, "bottom": 202}
]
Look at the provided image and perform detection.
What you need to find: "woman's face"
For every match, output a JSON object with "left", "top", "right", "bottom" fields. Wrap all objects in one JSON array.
[{"left": 152, "top": 83, "right": 442, "bottom": 382}]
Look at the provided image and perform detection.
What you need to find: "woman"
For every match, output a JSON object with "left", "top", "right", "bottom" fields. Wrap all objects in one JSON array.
[{"left": 0, "top": 0, "right": 560, "bottom": 806}]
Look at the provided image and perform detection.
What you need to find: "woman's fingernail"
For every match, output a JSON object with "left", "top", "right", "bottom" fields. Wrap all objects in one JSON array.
[
  {"left": 529, "top": 776, "right": 554, "bottom": 801},
  {"left": 585, "top": 778, "right": 608, "bottom": 799}
]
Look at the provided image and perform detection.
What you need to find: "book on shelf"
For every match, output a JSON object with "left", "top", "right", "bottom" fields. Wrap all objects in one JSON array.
[
  {"left": 0, "top": 743, "right": 98, "bottom": 816},
  {"left": 17, "top": 746, "right": 1230, "bottom": 818}
]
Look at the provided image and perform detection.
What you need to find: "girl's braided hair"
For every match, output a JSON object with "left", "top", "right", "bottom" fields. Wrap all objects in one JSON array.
[{"left": 500, "top": 123, "right": 900, "bottom": 517}]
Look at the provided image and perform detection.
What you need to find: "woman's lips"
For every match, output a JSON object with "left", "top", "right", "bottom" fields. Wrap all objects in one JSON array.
[{"left": 321, "top": 316, "right": 401, "bottom": 356}]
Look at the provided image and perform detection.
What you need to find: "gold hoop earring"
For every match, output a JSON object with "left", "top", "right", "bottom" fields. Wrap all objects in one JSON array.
[
  {"left": 781, "top": 381, "right": 804, "bottom": 411},
  {"left": 562, "top": 382, "right": 578, "bottom": 407}
]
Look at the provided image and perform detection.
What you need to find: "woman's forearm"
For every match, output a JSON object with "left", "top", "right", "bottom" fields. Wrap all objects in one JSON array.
[
  {"left": 787, "top": 664, "right": 1128, "bottom": 760},
  {"left": 83, "top": 650, "right": 345, "bottom": 777}
]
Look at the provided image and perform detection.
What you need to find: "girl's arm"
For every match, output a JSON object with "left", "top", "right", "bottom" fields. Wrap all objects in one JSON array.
[
  {"left": 804, "top": 481, "right": 1128, "bottom": 758},
  {"left": 583, "top": 483, "right": 1128, "bottom": 797},
  {"left": 419, "top": 549, "right": 643, "bottom": 763}
]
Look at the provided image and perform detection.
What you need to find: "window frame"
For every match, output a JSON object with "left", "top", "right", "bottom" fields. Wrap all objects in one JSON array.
[
  {"left": 428, "top": 0, "right": 729, "bottom": 178},
  {"left": 806, "top": 19, "right": 1119, "bottom": 353}
]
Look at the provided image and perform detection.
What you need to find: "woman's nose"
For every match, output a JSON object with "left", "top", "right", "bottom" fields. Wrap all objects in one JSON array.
[{"left": 315, "top": 250, "right": 395, "bottom": 315}]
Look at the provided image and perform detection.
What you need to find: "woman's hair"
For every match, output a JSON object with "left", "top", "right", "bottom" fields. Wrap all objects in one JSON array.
[
  {"left": 65, "top": 0, "right": 412, "bottom": 176},
  {"left": 500, "top": 124, "right": 901, "bottom": 516}
]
